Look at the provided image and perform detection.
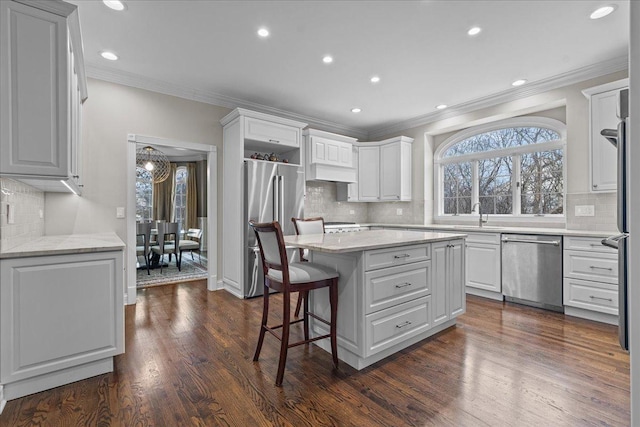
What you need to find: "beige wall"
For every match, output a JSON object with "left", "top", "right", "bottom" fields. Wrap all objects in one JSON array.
[
  {"left": 375, "top": 70, "right": 628, "bottom": 228},
  {"left": 44, "top": 78, "right": 230, "bottom": 278}
]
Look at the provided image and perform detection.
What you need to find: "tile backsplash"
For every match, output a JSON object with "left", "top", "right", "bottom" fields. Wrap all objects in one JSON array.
[
  {"left": 0, "top": 178, "right": 45, "bottom": 251},
  {"left": 565, "top": 192, "right": 617, "bottom": 231},
  {"left": 304, "top": 181, "right": 368, "bottom": 223}
]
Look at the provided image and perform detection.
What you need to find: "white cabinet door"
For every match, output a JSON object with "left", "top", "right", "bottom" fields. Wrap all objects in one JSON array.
[
  {"left": 431, "top": 241, "right": 449, "bottom": 326},
  {"left": 380, "top": 142, "right": 401, "bottom": 200},
  {"left": 358, "top": 146, "right": 380, "bottom": 201},
  {"left": 590, "top": 89, "right": 622, "bottom": 192},
  {"left": 244, "top": 117, "right": 300, "bottom": 148},
  {"left": 0, "top": 1, "right": 69, "bottom": 178},
  {"left": 466, "top": 242, "right": 501, "bottom": 292},
  {"left": 310, "top": 136, "right": 352, "bottom": 167},
  {"left": 449, "top": 241, "right": 465, "bottom": 318}
]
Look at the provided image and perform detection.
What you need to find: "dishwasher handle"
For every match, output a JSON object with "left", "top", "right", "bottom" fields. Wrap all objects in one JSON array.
[{"left": 501, "top": 237, "right": 560, "bottom": 246}]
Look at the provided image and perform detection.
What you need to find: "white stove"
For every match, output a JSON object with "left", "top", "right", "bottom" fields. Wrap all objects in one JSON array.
[{"left": 324, "top": 222, "right": 362, "bottom": 234}]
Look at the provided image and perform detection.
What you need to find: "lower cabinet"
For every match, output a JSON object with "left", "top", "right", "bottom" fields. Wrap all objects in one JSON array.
[
  {"left": 0, "top": 250, "right": 124, "bottom": 401},
  {"left": 431, "top": 240, "right": 465, "bottom": 327},
  {"left": 465, "top": 232, "right": 502, "bottom": 301}
]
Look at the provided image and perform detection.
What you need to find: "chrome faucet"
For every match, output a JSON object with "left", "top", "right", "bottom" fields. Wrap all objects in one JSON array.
[{"left": 472, "top": 203, "right": 488, "bottom": 227}]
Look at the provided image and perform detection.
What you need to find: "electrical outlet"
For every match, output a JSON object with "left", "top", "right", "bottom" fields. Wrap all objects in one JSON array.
[
  {"left": 7, "top": 204, "right": 15, "bottom": 224},
  {"left": 39, "top": 209, "right": 43, "bottom": 219},
  {"left": 349, "top": 209, "right": 355, "bottom": 215},
  {"left": 116, "top": 207, "right": 126, "bottom": 218},
  {"left": 575, "top": 205, "right": 595, "bottom": 217},
  {"left": 396, "top": 208, "right": 403, "bottom": 216}
]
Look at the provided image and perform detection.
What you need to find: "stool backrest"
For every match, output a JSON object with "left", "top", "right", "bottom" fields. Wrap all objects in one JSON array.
[
  {"left": 136, "top": 222, "right": 152, "bottom": 254},
  {"left": 250, "top": 220, "right": 290, "bottom": 285},
  {"left": 157, "top": 222, "right": 178, "bottom": 248},
  {"left": 291, "top": 217, "right": 325, "bottom": 261}
]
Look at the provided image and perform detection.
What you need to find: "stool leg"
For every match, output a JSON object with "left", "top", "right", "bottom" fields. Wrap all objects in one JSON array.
[
  {"left": 294, "top": 291, "right": 305, "bottom": 317},
  {"left": 303, "top": 291, "right": 310, "bottom": 341},
  {"left": 253, "top": 285, "right": 270, "bottom": 361},
  {"left": 329, "top": 279, "right": 339, "bottom": 369},
  {"left": 276, "top": 291, "right": 291, "bottom": 386}
]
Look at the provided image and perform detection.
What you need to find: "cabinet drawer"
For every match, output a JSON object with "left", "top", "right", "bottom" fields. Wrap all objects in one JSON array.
[
  {"left": 244, "top": 117, "right": 300, "bottom": 147},
  {"left": 564, "top": 236, "right": 617, "bottom": 254},
  {"left": 563, "top": 278, "right": 618, "bottom": 315},
  {"left": 465, "top": 232, "right": 501, "bottom": 245},
  {"left": 564, "top": 250, "right": 618, "bottom": 284},
  {"left": 365, "top": 296, "right": 431, "bottom": 357},
  {"left": 365, "top": 244, "right": 430, "bottom": 271},
  {"left": 365, "top": 261, "right": 431, "bottom": 314}
]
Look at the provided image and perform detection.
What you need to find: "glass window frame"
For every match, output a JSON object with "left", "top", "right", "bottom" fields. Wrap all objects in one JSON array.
[
  {"left": 173, "top": 166, "right": 188, "bottom": 231},
  {"left": 434, "top": 117, "right": 567, "bottom": 222}
]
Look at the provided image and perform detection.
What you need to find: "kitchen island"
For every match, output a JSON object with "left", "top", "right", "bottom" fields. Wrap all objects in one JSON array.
[{"left": 284, "top": 229, "right": 466, "bottom": 370}]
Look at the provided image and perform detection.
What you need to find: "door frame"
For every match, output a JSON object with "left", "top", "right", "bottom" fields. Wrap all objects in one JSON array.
[{"left": 126, "top": 134, "right": 218, "bottom": 305}]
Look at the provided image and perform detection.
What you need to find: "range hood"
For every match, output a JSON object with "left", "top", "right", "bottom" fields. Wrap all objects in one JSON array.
[
  {"left": 304, "top": 128, "right": 358, "bottom": 183},
  {"left": 306, "top": 163, "right": 357, "bottom": 183}
]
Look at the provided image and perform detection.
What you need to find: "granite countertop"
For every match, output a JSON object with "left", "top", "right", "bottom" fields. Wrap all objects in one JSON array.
[
  {"left": 363, "top": 223, "right": 616, "bottom": 238},
  {"left": 0, "top": 232, "right": 126, "bottom": 259},
  {"left": 284, "top": 229, "right": 467, "bottom": 253}
]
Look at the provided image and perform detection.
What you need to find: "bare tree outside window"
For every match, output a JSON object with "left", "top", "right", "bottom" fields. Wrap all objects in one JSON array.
[
  {"left": 443, "top": 162, "right": 472, "bottom": 214},
  {"left": 136, "top": 167, "right": 153, "bottom": 222},
  {"left": 173, "top": 167, "right": 188, "bottom": 231}
]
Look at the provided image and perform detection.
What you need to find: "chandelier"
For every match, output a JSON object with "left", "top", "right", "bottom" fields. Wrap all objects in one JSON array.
[{"left": 136, "top": 146, "right": 170, "bottom": 183}]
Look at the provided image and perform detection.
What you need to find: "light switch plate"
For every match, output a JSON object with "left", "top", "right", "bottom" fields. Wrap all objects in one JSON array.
[
  {"left": 116, "top": 207, "right": 126, "bottom": 218},
  {"left": 349, "top": 209, "right": 355, "bottom": 215},
  {"left": 575, "top": 205, "right": 595, "bottom": 217},
  {"left": 396, "top": 208, "right": 403, "bottom": 216}
]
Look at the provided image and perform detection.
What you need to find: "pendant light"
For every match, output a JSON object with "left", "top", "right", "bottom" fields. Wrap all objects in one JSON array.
[{"left": 136, "top": 146, "right": 170, "bottom": 183}]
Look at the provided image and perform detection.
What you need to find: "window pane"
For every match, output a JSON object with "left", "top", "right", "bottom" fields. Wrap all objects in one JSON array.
[
  {"left": 520, "top": 149, "right": 563, "bottom": 214},
  {"left": 443, "top": 162, "right": 472, "bottom": 214},
  {"left": 174, "top": 167, "right": 188, "bottom": 229},
  {"left": 136, "top": 167, "right": 153, "bottom": 222},
  {"left": 478, "top": 156, "right": 512, "bottom": 214},
  {"left": 444, "top": 127, "right": 561, "bottom": 158}
]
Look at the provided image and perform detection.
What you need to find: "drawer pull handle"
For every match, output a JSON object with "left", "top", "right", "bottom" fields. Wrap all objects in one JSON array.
[
  {"left": 589, "top": 295, "right": 613, "bottom": 302},
  {"left": 393, "top": 254, "right": 411, "bottom": 259},
  {"left": 395, "top": 282, "right": 412, "bottom": 289},
  {"left": 268, "top": 139, "right": 280, "bottom": 143},
  {"left": 589, "top": 265, "right": 613, "bottom": 271},
  {"left": 590, "top": 244, "right": 603, "bottom": 247},
  {"left": 396, "top": 321, "right": 412, "bottom": 329}
]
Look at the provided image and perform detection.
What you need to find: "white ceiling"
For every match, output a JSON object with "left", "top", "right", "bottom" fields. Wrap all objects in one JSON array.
[{"left": 72, "top": 0, "right": 629, "bottom": 138}]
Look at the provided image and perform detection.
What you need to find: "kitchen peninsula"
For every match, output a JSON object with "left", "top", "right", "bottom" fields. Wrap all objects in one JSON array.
[{"left": 284, "top": 229, "right": 466, "bottom": 369}]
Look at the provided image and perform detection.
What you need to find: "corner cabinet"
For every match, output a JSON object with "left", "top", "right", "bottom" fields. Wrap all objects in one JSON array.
[
  {"left": 0, "top": 250, "right": 124, "bottom": 401},
  {"left": 582, "top": 79, "right": 628, "bottom": 193},
  {"left": 356, "top": 136, "right": 413, "bottom": 202},
  {"left": 0, "top": 0, "right": 87, "bottom": 194},
  {"left": 220, "top": 108, "right": 307, "bottom": 298},
  {"left": 431, "top": 240, "right": 465, "bottom": 326}
]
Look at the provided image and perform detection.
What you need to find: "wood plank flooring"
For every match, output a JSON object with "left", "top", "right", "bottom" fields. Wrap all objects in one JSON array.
[{"left": 1, "top": 281, "right": 630, "bottom": 426}]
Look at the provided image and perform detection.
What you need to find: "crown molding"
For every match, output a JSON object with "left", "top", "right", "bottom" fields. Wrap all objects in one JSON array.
[
  {"left": 84, "top": 63, "right": 369, "bottom": 140},
  {"left": 367, "top": 55, "right": 629, "bottom": 139}
]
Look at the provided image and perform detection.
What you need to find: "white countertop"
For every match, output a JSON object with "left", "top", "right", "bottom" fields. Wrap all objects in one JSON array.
[
  {"left": 363, "top": 223, "right": 616, "bottom": 238},
  {"left": 284, "top": 229, "right": 467, "bottom": 253},
  {"left": 0, "top": 232, "right": 126, "bottom": 259}
]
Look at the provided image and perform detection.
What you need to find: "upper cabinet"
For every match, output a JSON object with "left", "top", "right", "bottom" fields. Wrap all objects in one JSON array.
[
  {"left": 582, "top": 78, "right": 628, "bottom": 193},
  {"left": 355, "top": 136, "right": 413, "bottom": 202},
  {"left": 304, "top": 129, "right": 357, "bottom": 183},
  {"left": 245, "top": 116, "right": 300, "bottom": 148},
  {"left": 0, "top": 0, "right": 87, "bottom": 194}
]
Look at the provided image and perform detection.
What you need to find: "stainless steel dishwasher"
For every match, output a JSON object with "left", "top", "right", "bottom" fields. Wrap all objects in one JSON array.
[{"left": 501, "top": 234, "right": 563, "bottom": 311}]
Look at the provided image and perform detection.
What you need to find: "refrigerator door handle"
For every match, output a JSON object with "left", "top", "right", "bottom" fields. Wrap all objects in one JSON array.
[
  {"left": 601, "top": 233, "right": 627, "bottom": 249},
  {"left": 272, "top": 175, "right": 279, "bottom": 223},
  {"left": 279, "top": 175, "right": 285, "bottom": 225},
  {"left": 600, "top": 128, "right": 618, "bottom": 147}
]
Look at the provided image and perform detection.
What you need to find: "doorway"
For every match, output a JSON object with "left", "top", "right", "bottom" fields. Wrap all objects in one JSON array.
[{"left": 126, "top": 134, "right": 217, "bottom": 305}]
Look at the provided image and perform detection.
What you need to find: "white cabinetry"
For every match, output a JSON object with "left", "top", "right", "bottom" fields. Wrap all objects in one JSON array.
[
  {"left": 304, "top": 129, "right": 357, "bottom": 183},
  {"left": 220, "top": 108, "right": 307, "bottom": 298},
  {"left": 357, "top": 136, "right": 413, "bottom": 202},
  {"left": 431, "top": 240, "right": 465, "bottom": 326},
  {"left": 563, "top": 236, "right": 619, "bottom": 324},
  {"left": 336, "top": 145, "right": 359, "bottom": 201},
  {"left": 0, "top": 250, "right": 124, "bottom": 401},
  {"left": 358, "top": 146, "right": 381, "bottom": 201},
  {"left": 582, "top": 79, "right": 628, "bottom": 192},
  {"left": 0, "top": 0, "right": 87, "bottom": 194},
  {"left": 465, "top": 232, "right": 502, "bottom": 301}
]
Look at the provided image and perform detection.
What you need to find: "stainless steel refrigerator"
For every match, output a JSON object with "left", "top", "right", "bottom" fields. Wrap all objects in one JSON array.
[
  {"left": 244, "top": 159, "right": 304, "bottom": 297},
  {"left": 601, "top": 88, "right": 630, "bottom": 351}
]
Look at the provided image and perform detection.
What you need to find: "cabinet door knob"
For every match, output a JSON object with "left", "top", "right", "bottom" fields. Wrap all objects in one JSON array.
[{"left": 593, "top": 184, "right": 598, "bottom": 188}]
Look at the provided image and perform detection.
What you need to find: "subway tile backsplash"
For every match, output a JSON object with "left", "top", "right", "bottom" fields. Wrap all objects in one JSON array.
[
  {"left": 565, "top": 192, "right": 617, "bottom": 231},
  {"left": 304, "top": 181, "right": 368, "bottom": 223},
  {"left": 0, "top": 178, "right": 45, "bottom": 252}
]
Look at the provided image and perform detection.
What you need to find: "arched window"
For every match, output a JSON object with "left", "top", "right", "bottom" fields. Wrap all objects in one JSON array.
[
  {"left": 173, "top": 166, "right": 188, "bottom": 230},
  {"left": 435, "top": 117, "right": 566, "bottom": 218},
  {"left": 135, "top": 167, "right": 153, "bottom": 222}
]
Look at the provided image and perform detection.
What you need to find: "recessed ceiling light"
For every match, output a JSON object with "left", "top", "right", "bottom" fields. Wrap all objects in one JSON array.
[
  {"left": 467, "top": 26, "right": 482, "bottom": 36},
  {"left": 512, "top": 79, "right": 527, "bottom": 87},
  {"left": 103, "top": 0, "right": 125, "bottom": 11},
  {"left": 351, "top": 108, "right": 362, "bottom": 113},
  {"left": 436, "top": 104, "right": 448, "bottom": 110},
  {"left": 100, "top": 51, "right": 118, "bottom": 61},
  {"left": 257, "top": 28, "right": 269, "bottom": 37},
  {"left": 370, "top": 76, "right": 381, "bottom": 83},
  {"left": 323, "top": 55, "right": 333, "bottom": 64},
  {"left": 590, "top": 5, "right": 616, "bottom": 19}
]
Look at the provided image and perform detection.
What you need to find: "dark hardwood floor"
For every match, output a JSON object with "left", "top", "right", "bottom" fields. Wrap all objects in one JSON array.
[{"left": 1, "top": 281, "right": 630, "bottom": 426}]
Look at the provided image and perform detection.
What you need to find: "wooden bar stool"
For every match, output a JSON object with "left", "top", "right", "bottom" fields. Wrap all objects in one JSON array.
[
  {"left": 291, "top": 217, "right": 325, "bottom": 317},
  {"left": 250, "top": 220, "right": 339, "bottom": 386}
]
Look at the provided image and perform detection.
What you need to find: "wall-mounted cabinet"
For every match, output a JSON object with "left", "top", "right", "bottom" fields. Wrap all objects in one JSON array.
[
  {"left": 337, "top": 136, "right": 413, "bottom": 202},
  {"left": 0, "top": 0, "right": 87, "bottom": 194},
  {"left": 304, "top": 129, "right": 357, "bottom": 183},
  {"left": 582, "top": 78, "right": 628, "bottom": 193}
]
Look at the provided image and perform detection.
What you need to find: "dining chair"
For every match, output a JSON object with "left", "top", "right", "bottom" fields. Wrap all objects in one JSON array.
[
  {"left": 136, "top": 222, "right": 152, "bottom": 275},
  {"left": 179, "top": 228, "right": 203, "bottom": 263},
  {"left": 151, "top": 222, "right": 180, "bottom": 273},
  {"left": 250, "top": 220, "right": 338, "bottom": 386},
  {"left": 291, "top": 217, "right": 325, "bottom": 317}
]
